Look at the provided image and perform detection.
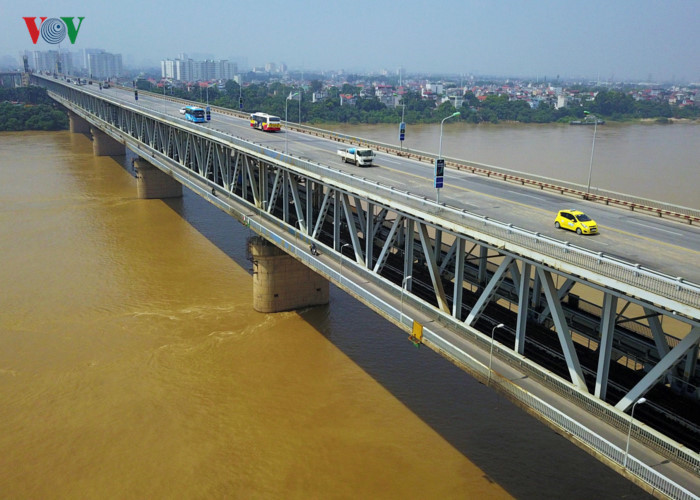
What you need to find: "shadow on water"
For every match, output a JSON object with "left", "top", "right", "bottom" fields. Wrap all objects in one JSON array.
[{"left": 157, "top": 185, "right": 649, "bottom": 499}]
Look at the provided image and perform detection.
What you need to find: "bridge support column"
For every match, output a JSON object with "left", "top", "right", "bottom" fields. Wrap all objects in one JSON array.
[
  {"left": 249, "top": 236, "right": 329, "bottom": 313},
  {"left": 68, "top": 111, "right": 90, "bottom": 134},
  {"left": 91, "top": 127, "right": 124, "bottom": 156},
  {"left": 134, "top": 159, "right": 183, "bottom": 199}
]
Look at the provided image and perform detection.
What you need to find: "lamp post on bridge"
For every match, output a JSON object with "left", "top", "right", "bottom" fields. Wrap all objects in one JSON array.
[
  {"left": 436, "top": 112, "right": 460, "bottom": 205},
  {"left": 488, "top": 323, "right": 505, "bottom": 387},
  {"left": 286, "top": 92, "right": 300, "bottom": 155},
  {"left": 623, "top": 397, "right": 647, "bottom": 469},
  {"left": 585, "top": 110, "right": 598, "bottom": 199}
]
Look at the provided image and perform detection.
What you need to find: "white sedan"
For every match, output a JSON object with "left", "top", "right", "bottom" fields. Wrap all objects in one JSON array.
[{"left": 179, "top": 107, "right": 187, "bottom": 114}]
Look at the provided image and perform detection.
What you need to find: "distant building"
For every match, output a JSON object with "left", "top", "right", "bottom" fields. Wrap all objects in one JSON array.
[
  {"left": 340, "top": 94, "right": 356, "bottom": 106},
  {"left": 29, "top": 50, "right": 73, "bottom": 74},
  {"left": 447, "top": 96, "right": 464, "bottom": 108},
  {"left": 425, "top": 82, "right": 443, "bottom": 95},
  {"left": 87, "top": 52, "right": 122, "bottom": 79},
  {"left": 161, "top": 58, "right": 237, "bottom": 82},
  {"left": 82, "top": 49, "right": 105, "bottom": 71},
  {"left": 312, "top": 90, "right": 328, "bottom": 103}
]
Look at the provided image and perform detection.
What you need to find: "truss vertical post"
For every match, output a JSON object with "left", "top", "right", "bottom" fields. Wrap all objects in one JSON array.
[
  {"left": 478, "top": 245, "right": 489, "bottom": 288},
  {"left": 365, "top": 202, "right": 374, "bottom": 270},
  {"left": 452, "top": 238, "right": 465, "bottom": 320},
  {"left": 515, "top": 262, "right": 531, "bottom": 355},
  {"left": 595, "top": 293, "right": 618, "bottom": 400},
  {"left": 404, "top": 219, "right": 414, "bottom": 293},
  {"left": 333, "top": 191, "right": 340, "bottom": 251}
]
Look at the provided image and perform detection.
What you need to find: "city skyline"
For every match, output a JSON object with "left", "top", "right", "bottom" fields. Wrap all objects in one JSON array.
[{"left": 2, "top": 0, "right": 699, "bottom": 83}]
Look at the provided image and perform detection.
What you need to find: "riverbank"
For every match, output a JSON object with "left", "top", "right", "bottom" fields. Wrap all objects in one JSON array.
[{"left": 0, "top": 102, "right": 68, "bottom": 131}]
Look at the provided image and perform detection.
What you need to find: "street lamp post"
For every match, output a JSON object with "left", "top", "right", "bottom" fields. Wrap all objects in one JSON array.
[
  {"left": 585, "top": 112, "right": 598, "bottom": 198},
  {"left": 623, "top": 397, "right": 647, "bottom": 469},
  {"left": 488, "top": 323, "right": 505, "bottom": 386},
  {"left": 400, "top": 275, "right": 413, "bottom": 327},
  {"left": 285, "top": 92, "right": 300, "bottom": 154},
  {"left": 339, "top": 243, "right": 351, "bottom": 285},
  {"left": 399, "top": 100, "right": 406, "bottom": 151},
  {"left": 437, "top": 111, "right": 460, "bottom": 205}
]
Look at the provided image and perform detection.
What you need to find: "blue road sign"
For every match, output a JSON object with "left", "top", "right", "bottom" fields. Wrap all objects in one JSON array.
[{"left": 434, "top": 158, "right": 445, "bottom": 189}]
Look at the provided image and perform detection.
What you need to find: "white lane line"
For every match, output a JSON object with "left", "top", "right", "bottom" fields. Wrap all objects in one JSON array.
[
  {"left": 508, "top": 190, "right": 542, "bottom": 201},
  {"left": 376, "top": 175, "right": 398, "bottom": 183},
  {"left": 626, "top": 220, "right": 683, "bottom": 236}
]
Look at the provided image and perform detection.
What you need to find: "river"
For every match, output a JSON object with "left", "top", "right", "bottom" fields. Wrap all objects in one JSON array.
[
  {"left": 0, "top": 128, "right": 655, "bottom": 499},
  {"left": 324, "top": 121, "right": 700, "bottom": 210}
]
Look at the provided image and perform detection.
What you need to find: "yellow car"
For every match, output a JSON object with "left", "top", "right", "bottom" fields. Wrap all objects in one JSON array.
[{"left": 554, "top": 209, "right": 598, "bottom": 235}]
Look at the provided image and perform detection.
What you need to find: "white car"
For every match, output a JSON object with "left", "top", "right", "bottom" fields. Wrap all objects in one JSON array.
[{"left": 179, "top": 107, "right": 187, "bottom": 114}]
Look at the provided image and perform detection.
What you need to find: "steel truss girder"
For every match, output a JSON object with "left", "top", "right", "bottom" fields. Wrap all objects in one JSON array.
[{"left": 44, "top": 78, "right": 700, "bottom": 415}]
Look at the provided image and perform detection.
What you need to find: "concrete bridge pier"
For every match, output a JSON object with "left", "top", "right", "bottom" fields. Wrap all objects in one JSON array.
[
  {"left": 68, "top": 111, "right": 90, "bottom": 134},
  {"left": 91, "top": 127, "right": 124, "bottom": 156},
  {"left": 249, "top": 236, "right": 329, "bottom": 313},
  {"left": 133, "top": 158, "right": 183, "bottom": 199}
]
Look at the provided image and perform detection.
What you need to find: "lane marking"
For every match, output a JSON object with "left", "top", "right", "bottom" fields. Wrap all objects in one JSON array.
[
  {"left": 508, "top": 190, "right": 543, "bottom": 200},
  {"left": 626, "top": 220, "right": 683, "bottom": 237}
]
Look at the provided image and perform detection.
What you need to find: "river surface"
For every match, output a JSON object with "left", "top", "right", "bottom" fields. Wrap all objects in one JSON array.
[
  {"left": 324, "top": 121, "right": 700, "bottom": 210},
  {"left": 0, "top": 129, "right": 655, "bottom": 499}
]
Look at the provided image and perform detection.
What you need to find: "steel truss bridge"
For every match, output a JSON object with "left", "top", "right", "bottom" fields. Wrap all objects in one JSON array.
[{"left": 32, "top": 74, "right": 700, "bottom": 497}]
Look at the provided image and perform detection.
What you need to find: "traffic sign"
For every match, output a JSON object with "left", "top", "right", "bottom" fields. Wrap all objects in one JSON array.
[
  {"left": 435, "top": 158, "right": 445, "bottom": 177},
  {"left": 434, "top": 158, "right": 445, "bottom": 189}
]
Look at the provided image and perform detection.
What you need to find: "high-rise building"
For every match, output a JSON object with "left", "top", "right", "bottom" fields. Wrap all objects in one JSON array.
[
  {"left": 160, "top": 58, "right": 237, "bottom": 82},
  {"left": 87, "top": 52, "right": 123, "bottom": 79},
  {"left": 30, "top": 50, "right": 73, "bottom": 74},
  {"left": 82, "top": 49, "right": 105, "bottom": 71}
]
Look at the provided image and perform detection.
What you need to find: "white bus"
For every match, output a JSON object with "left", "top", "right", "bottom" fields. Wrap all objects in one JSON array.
[{"left": 250, "top": 112, "right": 281, "bottom": 132}]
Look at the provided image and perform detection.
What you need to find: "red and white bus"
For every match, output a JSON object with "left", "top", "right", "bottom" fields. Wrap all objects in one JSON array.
[{"left": 250, "top": 112, "right": 281, "bottom": 132}]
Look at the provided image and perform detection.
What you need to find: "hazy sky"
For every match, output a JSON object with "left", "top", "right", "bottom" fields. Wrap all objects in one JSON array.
[{"left": 3, "top": 0, "right": 699, "bottom": 82}]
